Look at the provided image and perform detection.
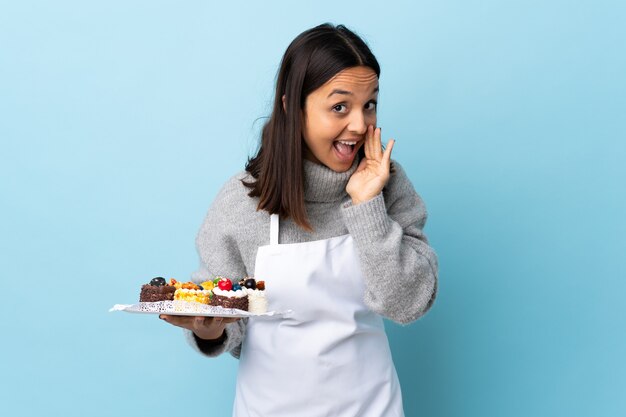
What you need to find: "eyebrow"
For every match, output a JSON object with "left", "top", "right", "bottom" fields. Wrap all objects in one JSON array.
[{"left": 327, "top": 86, "right": 379, "bottom": 98}]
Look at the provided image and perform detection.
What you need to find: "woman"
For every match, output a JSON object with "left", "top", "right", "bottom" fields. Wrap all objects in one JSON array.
[{"left": 160, "top": 23, "right": 438, "bottom": 416}]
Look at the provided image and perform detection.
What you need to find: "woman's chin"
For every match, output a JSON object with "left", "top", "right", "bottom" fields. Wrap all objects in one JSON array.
[
  {"left": 323, "top": 157, "right": 355, "bottom": 173},
  {"left": 305, "top": 148, "right": 357, "bottom": 172}
]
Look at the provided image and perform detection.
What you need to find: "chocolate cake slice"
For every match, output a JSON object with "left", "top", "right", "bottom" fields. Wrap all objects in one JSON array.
[
  {"left": 139, "top": 277, "right": 176, "bottom": 302},
  {"left": 210, "top": 292, "right": 249, "bottom": 311}
]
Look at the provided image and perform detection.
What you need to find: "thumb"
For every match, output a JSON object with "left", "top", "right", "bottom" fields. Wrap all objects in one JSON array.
[{"left": 355, "top": 157, "right": 367, "bottom": 173}]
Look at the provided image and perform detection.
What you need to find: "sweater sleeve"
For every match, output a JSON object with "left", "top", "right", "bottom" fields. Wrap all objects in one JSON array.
[
  {"left": 341, "top": 161, "right": 438, "bottom": 324},
  {"left": 184, "top": 175, "right": 249, "bottom": 359}
]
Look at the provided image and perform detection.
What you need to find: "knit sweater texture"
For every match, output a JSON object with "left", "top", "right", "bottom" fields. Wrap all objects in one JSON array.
[{"left": 184, "top": 158, "right": 438, "bottom": 359}]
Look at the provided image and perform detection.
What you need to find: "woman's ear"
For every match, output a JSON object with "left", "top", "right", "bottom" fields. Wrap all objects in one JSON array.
[{"left": 282, "top": 94, "right": 286, "bottom": 112}]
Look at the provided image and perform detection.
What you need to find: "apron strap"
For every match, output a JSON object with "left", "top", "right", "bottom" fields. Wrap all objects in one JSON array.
[{"left": 270, "top": 214, "right": 279, "bottom": 246}]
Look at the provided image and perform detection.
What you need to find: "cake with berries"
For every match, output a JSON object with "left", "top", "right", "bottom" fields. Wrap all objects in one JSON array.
[
  {"left": 138, "top": 276, "right": 267, "bottom": 313},
  {"left": 240, "top": 278, "right": 267, "bottom": 314},
  {"left": 210, "top": 277, "right": 249, "bottom": 311},
  {"left": 139, "top": 277, "right": 176, "bottom": 302}
]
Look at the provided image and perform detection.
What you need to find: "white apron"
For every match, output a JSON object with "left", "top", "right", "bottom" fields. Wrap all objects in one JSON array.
[{"left": 233, "top": 214, "right": 404, "bottom": 417}]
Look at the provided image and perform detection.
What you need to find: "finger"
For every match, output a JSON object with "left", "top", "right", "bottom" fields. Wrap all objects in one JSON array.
[
  {"left": 372, "top": 127, "right": 383, "bottom": 160},
  {"left": 193, "top": 316, "right": 211, "bottom": 330},
  {"left": 160, "top": 314, "right": 238, "bottom": 329},
  {"left": 356, "top": 156, "right": 368, "bottom": 172},
  {"left": 211, "top": 317, "right": 224, "bottom": 329},
  {"left": 382, "top": 139, "right": 395, "bottom": 170},
  {"left": 366, "top": 126, "right": 383, "bottom": 161},
  {"left": 221, "top": 317, "right": 240, "bottom": 324},
  {"left": 160, "top": 314, "right": 195, "bottom": 330},
  {"left": 364, "top": 125, "right": 375, "bottom": 160}
]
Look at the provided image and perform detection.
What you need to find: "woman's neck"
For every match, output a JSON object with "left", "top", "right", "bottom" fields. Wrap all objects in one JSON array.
[{"left": 303, "top": 158, "right": 359, "bottom": 203}]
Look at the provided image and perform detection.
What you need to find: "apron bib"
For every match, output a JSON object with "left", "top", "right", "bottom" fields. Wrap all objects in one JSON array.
[{"left": 233, "top": 214, "right": 404, "bottom": 417}]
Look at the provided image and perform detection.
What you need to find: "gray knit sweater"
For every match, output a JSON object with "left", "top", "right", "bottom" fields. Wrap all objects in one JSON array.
[{"left": 184, "top": 158, "right": 438, "bottom": 359}]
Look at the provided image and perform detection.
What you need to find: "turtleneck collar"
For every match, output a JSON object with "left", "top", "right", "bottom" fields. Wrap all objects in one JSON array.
[{"left": 303, "top": 157, "right": 360, "bottom": 203}]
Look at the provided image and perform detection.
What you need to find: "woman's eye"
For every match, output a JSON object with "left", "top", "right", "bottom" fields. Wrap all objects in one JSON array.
[
  {"left": 332, "top": 104, "right": 347, "bottom": 113},
  {"left": 366, "top": 100, "right": 378, "bottom": 111}
]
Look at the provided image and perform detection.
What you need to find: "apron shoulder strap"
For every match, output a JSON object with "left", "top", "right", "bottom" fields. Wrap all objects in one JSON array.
[{"left": 270, "top": 214, "right": 279, "bottom": 246}]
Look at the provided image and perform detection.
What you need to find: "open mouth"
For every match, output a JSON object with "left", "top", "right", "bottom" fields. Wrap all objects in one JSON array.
[{"left": 333, "top": 140, "right": 359, "bottom": 162}]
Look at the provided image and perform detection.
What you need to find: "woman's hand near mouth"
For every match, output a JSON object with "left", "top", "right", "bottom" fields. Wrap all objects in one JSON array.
[{"left": 346, "top": 125, "right": 395, "bottom": 205}]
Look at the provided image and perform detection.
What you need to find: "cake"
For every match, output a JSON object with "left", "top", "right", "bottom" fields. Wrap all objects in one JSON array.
[
  {"left": 240, "top": 278, "right": 267, "bottom": 314},
  {"left": 139, "top": 277, "right": 176, "bottom": 302},
  {"left": 173, "top": 280, "right": 212, "bottom": 304},
  {"left": 174, "top": 288, "right": 212, "bottom": 304},
  {"left": 138, "top": 276, "right": 267, "bottom": 313},
  {"left": 210, "top": 277, "right": 249, "bottom": 311}
]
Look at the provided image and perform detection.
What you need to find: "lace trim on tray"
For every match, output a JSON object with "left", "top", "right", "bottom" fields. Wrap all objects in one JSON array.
[
  {"left": 126, "top": 300, "right": 244, "bottom": 314},
  {"left": 109, "top": 300, "right": 289, "bottom": 317}
]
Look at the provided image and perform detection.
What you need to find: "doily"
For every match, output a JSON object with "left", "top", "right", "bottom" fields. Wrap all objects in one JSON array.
[{"left": 109, "top": 300, "right": 289, "bottom": 318}]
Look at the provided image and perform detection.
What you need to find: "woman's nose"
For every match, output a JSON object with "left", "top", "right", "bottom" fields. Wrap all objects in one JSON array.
[{"left": 348, "top": 110, "right": 368, "bottom": 135}]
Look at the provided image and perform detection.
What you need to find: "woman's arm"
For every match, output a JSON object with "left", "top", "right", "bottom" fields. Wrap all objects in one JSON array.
[
  {"left": 163, "top": 176, "right": 250, "bottom": 359},
  {"left": 342, "top": 161, "right": 438, "bottom": 324},
  {"left": 183, "top": 263, "right": 247, "bottom": 359}
]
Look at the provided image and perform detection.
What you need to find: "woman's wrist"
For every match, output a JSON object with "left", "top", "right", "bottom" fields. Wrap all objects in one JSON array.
[
  {"left": 194, "top": 328, "right": 226, "bottom": 343},
  {"left": 351, "top": 197, "right": 364, "bottom": 205},
  {"left": 349, "top": 191, "right": 382, "bottom": 206}
]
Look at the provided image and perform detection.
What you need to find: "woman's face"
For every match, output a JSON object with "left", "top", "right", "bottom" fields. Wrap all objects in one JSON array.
[{"left": 301, "top": 66, "right": 379, "bottom": 172}]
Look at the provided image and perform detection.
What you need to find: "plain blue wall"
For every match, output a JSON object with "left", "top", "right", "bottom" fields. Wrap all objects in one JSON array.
[{"left": 1, "top": 1, "right": 624, "bottom": 416}]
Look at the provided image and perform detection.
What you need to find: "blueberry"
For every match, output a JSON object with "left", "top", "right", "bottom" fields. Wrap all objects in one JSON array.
[
  {"left": 244, "top": 278, "right": 256, "bottom": 289},
  {"left": 232, "top": 284, "right": 242, "bottom": 291},
  {"left": 197, "top": 285, "right": 204, "bottom": 291},
  {"left": 150, "top": 277, "right": 166, "bottom": 287}
]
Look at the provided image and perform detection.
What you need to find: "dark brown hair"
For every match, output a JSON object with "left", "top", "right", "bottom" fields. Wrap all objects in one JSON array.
[{"left": 243, "top": 23, "right": 381, "bottom": 231}]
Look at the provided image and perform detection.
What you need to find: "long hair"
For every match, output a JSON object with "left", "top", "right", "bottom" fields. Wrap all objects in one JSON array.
[{"left": 243, "top": 23, "right": 380, "bottom": 231}]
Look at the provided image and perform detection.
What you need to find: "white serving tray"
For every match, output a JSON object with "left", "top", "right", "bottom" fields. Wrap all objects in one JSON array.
[{"left": 109, "top": 300, "right": 289, "bottom": 318}]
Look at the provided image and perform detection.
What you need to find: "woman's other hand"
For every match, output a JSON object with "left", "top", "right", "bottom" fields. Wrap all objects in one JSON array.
[
  {"left": 159, "top": 315, "right": 239, "bottom": 341},
  {"left": 346, "top": 125, "right": 395, "bottom": 205}
]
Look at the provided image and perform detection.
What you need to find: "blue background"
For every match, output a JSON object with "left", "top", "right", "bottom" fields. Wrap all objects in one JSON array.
[{"left": 1, "top": 1, "right": 624, "bottom": 416}]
